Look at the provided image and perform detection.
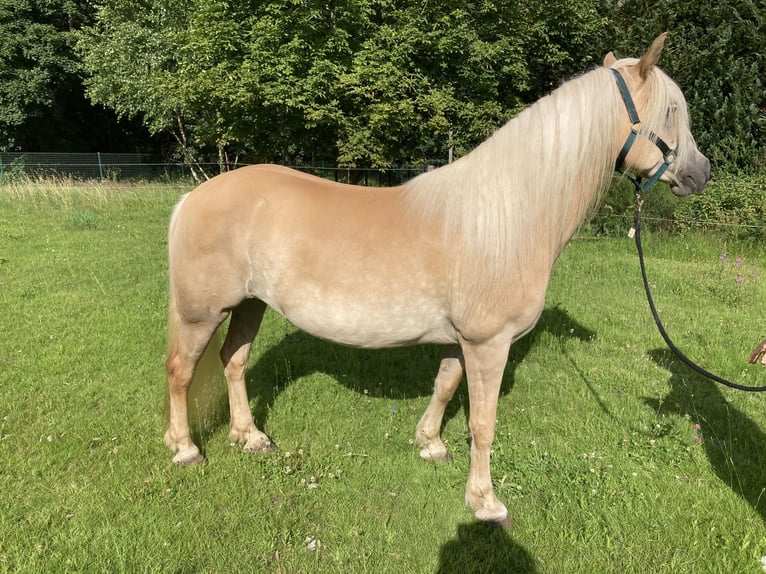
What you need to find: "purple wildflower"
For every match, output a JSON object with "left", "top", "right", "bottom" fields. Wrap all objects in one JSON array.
[{"left": 693, "top": 423, "right": 702, "bottom": 443}]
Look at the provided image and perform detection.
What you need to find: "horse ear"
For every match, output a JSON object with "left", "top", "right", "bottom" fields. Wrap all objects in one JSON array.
[
  {"left": 603, "top": 52, "right": 617, "bottom": 67},
  {"left": 638, "top": 32, "right": 667, "bottom": 78}
]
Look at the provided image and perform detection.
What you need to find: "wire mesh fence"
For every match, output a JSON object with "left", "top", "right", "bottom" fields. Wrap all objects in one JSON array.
[
  {"left": 0, "top": 152, "right": 431, "bottom": 186},
  {"left": 0, "top": 152, "right": 216, "bottom": 182},
  {"left": 1, "top": 152, "right": 762, "bottom": 238}
]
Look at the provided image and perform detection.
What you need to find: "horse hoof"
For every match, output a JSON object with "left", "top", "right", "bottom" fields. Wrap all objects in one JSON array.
[
  {"left": 475, "top": 507, "right": 514, "bottom": 530},
  {"left": 489, "top": 514, "right": 514, "bottom": 530},
  {"left": 172, "top": 449, "right": 205, "bottom": 466},
  {"left": 419, "top": 447, "right": 452, "bottom": 462},
  {"left": 243, "top": 437, "right": 276, "bottom": 454}
]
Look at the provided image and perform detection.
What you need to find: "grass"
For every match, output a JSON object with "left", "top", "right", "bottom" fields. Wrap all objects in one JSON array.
[{"left": 0, "top": 180, "right": 765, "bottom": 573}]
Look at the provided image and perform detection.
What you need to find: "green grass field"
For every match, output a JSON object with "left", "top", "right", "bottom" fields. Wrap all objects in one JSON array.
[{"left": 0, "top": 181, "right": 765, "bottom": 573}]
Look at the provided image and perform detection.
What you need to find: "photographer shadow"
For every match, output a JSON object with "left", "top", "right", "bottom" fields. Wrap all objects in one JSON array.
[
  {"left": 645, "top": 348, "right": 766, "bottom": 523},
  {"left": 436, "top": 522, "right": 537, "bottom": 574}
]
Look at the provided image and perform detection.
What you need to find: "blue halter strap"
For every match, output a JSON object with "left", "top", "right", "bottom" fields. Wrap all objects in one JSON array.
[{"left": 611, "top": 68, "right": 677, "bottom": 194}]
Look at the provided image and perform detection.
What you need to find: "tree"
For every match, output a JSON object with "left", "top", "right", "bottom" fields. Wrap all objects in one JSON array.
[
  {"left": 0, "top": 0, "right": 92, "bottom": 150},
  {"left": 333, "top": 0, "right": 609, "bottom": 166},
  {"left": 78, "top": 0, "right": 610, "bottom": 171},
  {"left": 332, "top": 2, "right": 528, "bottom": 166},
  {"left": 79, "top": 0, "right": 205, "bottom": 175}
]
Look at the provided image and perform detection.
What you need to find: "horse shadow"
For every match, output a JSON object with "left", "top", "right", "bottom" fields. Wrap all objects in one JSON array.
[
  {"left": 644, "top": 348, "right": 766, "bottom": 523},
  {"left": 222, "top": 304, "right": 597, "bottom": 447},
  {"left": 436, "top": 522, "right": 538, "bottom": 574}
]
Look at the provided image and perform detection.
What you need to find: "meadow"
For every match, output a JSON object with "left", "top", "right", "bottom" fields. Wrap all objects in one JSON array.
[{"left": 0, "top": 180, "right": 765, "bottom": 573}]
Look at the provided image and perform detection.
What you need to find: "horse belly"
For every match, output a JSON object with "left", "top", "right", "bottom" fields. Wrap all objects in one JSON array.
[{"left": 271, "top": 283, "right": 456, "bottom": 348}]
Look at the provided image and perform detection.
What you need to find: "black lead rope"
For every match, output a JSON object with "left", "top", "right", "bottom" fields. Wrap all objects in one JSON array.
[{"left": 632, "top": 191, "right": 766, "bottom": 392}]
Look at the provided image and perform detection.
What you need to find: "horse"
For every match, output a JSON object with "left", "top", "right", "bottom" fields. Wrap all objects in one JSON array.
[{"left": 164, "top": 34, "right": 710, "bottom": 528}]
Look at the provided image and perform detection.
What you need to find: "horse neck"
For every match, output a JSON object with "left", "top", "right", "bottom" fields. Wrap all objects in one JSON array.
[
  {"left": 484, "top": 68, "right": 620, "bottom": 244},
  {"left": 404, "top": 67, "right": 622, "bottom": 304}
]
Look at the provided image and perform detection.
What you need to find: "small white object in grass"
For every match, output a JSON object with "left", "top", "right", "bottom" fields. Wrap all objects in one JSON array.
[{"left": 760, "top": 556, "right": 766, "bottom": 572}]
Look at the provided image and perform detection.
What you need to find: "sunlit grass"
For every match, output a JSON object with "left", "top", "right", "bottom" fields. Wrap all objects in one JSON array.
[
  {"left": 0, "top": 182, "right": 764, "bottom": 572},
  {"left": 0, "top": 175, "right": 191, "bottom": 210}
]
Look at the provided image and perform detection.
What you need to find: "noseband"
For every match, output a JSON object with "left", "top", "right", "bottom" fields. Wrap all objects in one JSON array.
[{"left": 611, "top": 68, "right": 676, "bottom": 194}]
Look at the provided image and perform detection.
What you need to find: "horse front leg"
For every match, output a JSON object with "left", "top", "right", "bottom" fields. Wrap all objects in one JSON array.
[
  {"left": 461, "top": 334, "right": 513, "bottom": 528},
  {"left": 415, "top": 345, "right": 464, "bottom": 461}
]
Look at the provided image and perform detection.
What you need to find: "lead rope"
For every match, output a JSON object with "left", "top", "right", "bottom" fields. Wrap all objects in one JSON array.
[{"left": 631, "top": 190, "right": 766, "bottom": 392}]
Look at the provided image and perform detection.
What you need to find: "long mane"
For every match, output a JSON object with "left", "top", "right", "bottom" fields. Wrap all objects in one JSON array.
[{"left": 403, "top": 64, "right": 690, "bottom": 297}]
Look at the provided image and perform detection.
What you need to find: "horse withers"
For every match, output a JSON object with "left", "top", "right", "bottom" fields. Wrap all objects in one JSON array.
[{"left": 164, "top": 34, "right": 710, "bottom": 528}]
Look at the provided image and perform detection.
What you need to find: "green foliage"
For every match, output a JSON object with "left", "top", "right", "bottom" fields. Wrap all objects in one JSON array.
[
  {"left": 673, "top": 177, "right": 766, "bottom": 240},
  {"left": 78, "top": 0, "right": 608, "bottom": 168},
  {"left": 2, "top": 0, "right": 763, "bottom": 173},
  {"left": 62, "top": 208, "right": 99, "bottom": 230},
  {"left": 586, "top": 177, "right": 690, "bottom": 237},
  {"left": 77, "top": 0, "right": 198, "bottom": 166},
  {"left": 332, "top": 2, "right": 528, "bottom": 166},
  {"left": 0, "top": 0, "right": 91, "bottom": 150},
  {"left": 587, "top": 176, "right": 766, "bottom": 240}
]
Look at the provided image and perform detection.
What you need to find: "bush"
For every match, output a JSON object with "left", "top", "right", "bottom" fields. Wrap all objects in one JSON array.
[
  {"left": 585, "top": 175, "right": 766, "bottom": 240},
  {"left": 673, "top": 177, "right": 766, "bottom": 240},
  {"left": 587, "top": 176, "right": 682, "bottom": 236}
]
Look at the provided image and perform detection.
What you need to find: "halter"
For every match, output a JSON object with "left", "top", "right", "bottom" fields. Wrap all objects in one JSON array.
[{"left": 611, "top": 68, "right": 677, "bottom": 193}]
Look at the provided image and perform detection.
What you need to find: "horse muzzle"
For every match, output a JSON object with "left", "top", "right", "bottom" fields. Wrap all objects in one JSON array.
[{"left": 669, "top": 152, "right": 711, "bottom": 197}]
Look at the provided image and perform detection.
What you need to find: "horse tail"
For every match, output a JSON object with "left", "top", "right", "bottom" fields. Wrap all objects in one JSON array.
[
  {"left": 166, "top": 194, "right": 227, "bottom": 435},
  {"left": 166, "top": 193, "right": 188, "bottom": 367}
]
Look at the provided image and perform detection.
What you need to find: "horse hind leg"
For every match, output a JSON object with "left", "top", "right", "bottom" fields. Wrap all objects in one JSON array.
[
  {"left": 165, "top": 317, "right": 225, "bottom": 465},
  {"left": 220, "top": 299, "right": 274, "bottom": 453},
  {"left": 415, "top": 345, "right": 463, "bottom": 461}
]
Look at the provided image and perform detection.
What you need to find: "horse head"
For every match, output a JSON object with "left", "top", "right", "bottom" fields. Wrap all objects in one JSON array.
[{"left": 605, "top": 33, "right": 711, "bottom": 197}]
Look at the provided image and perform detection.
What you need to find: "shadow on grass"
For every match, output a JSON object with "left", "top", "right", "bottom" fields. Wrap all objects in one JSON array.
[
  {"left": 436, "top": 522, "right": 537, "bottom": 574},
  {"left": 240, "top": 304, "right": 596, "bottom": 438},
  {"left": 645, "top": 348, "right": 766, "bottom": 523}
]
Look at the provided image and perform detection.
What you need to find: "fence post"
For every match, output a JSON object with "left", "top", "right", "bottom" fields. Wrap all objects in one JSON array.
[
  {"left": 97, "top": 152, "right": 104, "bottom": 181},
  {"left": 0, "top": 155, "right": 4, "bottom": 184}
]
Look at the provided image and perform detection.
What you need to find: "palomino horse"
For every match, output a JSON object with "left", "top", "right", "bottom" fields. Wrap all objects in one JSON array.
[{"left": 164, "top": 34, "right": 710, "bottom": 527}]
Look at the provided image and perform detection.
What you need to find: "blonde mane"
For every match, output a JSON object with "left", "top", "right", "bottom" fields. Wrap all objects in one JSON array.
[{"left": 404, "top": 64, "right": 691, "bottom": 297}]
